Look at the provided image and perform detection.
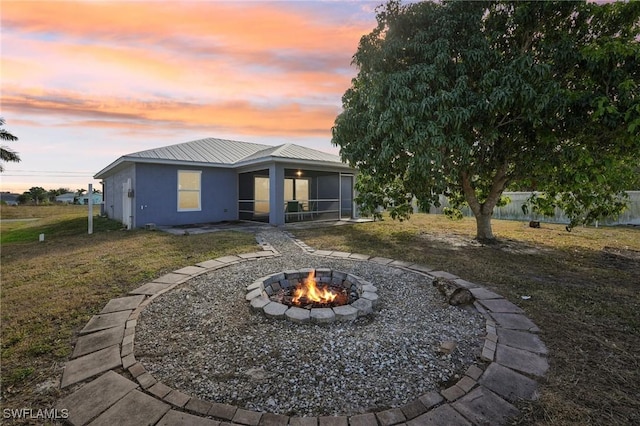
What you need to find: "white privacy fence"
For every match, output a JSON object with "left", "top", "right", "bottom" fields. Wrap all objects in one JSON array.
[{"left": 425, "top": 191, "right": 640, "bottom": 226}]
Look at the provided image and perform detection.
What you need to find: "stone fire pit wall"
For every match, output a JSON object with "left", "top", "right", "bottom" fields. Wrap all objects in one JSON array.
[{"left": 245, "top": 268, "right": 379, "bottom": 324}]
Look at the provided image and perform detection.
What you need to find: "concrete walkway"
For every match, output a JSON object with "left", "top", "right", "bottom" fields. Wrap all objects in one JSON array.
[{"left": 56, "top": 230, "right": 548, "bottom": 425}]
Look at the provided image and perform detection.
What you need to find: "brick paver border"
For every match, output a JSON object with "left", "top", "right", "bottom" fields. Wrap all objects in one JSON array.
[{"left": 57, "top": 233, "right": 548, "bottom": 425}]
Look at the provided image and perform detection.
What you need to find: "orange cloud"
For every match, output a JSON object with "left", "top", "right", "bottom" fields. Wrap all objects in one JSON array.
[
  {"left": 0, "top": 89, "right": 338, "bottom": 137},
  {"left": 2, "top": 1, "right": 368, "bottom": 55}
]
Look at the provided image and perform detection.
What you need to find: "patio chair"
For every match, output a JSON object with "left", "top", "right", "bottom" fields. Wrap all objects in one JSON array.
[{"left": 286, "top": 201, "right": 302, "bottom": 221}]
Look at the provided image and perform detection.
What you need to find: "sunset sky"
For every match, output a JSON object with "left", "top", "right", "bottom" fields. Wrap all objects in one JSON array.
[{"left": 1, "top": 0, "right": 388, "bottom": 194}]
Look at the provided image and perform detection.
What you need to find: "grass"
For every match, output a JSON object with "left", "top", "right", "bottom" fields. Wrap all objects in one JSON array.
[
  {"left": 0, "top": 205, "right": 258, "bottom": 411},
  {"left": 293, "top": 214, "right": 640, "bottom": 425},
  {"left": 1, "top": 206, "right": 638, "bottom": 425}
]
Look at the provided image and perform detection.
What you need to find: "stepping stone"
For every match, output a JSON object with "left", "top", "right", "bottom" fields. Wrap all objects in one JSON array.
[
  {"left": 72, "top": 325, "right": 125, "bottom": 358},
  {"left": 452, "top": 386, "right": 519, "bottom": 425},
  {"left": 173, "top": 265, "right": 207, "bottom": 275},
  {"left": 88, "top": 389, "right": 169, "bottom": 426},
  {"left": 408, "top": 264, "right": 434, "bottom": 273},
  {"left": 129, "top": 282, "right": 171, "bottom": 295},
  {"left": 478, "top": 298, "right": 524, "bottom": 313},
  {"left": 215, "top": 255, "right": 242, "bottom": 263},
  {"left": 100, "top": 295, "right": 145, "bottom": 314},
  {"left": 495, "top": 344, "right": 549, "bottom": 377},
  {"left": 196, "top": 259, "right": 225, "bottom": 269},
  {"left": 57, "top": 371, "right": 137, "bottom": 426},
  {"left": 370, "top": 257, "right": 394, "bottom": 265},
  {"left": 497, "top": 328, "right": 548, "bottom": 354},
  {"left": 470, "top": 287, "right": 503, "bottom": 300},
  {"left": 80, "top": 311, "right": 131, "bottom": 335},
  {"left": 489, "top": 313, "right": 540, "bottom": 332},
  {"left": 157, "top": 410, "right": 220, "bottom": 426},
  {"left": 479, "top": 363, "right": 539, "bottom": 402},
  {"left": 61, "top": 345, "right": 122, "bottom": 388},
  {"left": 407, "top": 404, "right": 471, "bottom": 425},
  {"left": 153, "top": 273, "right": 189, "bottom": 284},
  {"left": 430, "top": 270, "right": 458, "bottom": 279}
]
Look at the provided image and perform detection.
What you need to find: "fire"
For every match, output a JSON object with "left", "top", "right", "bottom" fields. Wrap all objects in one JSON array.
[{"left": 292, "top": 270, "right": 337, "bottom": 305}]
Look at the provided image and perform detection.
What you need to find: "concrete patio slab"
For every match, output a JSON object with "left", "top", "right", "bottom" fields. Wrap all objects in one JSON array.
[
  {"left": 80, "top": 310, "right": 131, "bottom": 335},
  {"left": 61, "top": 345, "right": 122, "bottom": 388},
  {"left": 72, "top": 325, "right": 124, "bottom": 358},
  {"left": 452, "top": 386, "right": 519, "bottom": 425},
  {"left": 479, "top": 363, "right": 539, "bottom": 402},
  {"left": 157, "top": 410, "right": 220, "bottom": 426},
  {"left": 129, "top": 282, "right": 172, "bottom": 295},
  {"left": 100, "top": 295, "right": 146, "bottom": 314},
  {"left": 489, "top": 312, "right": 540, "bottom": 332},
  {"left": 497, "top": 328, "right": 548, "bottom": 354},
  {"left": 57, "top": 371, "right": 138, "bottom": 426},
  {"left": 88, "top": 389, "right": 169, "bottom": 426},
  {"left": 495, "top": 344, "right": 549, "bottom": 377},
  {"left": 407, "top": 404, "right": 471, "bottom": 425}
]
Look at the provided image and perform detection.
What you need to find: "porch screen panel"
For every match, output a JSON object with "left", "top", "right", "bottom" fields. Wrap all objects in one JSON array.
[
  {"left": 178, "top": 170, "right": 201, "bottom": 211},
  {"left": 254, "top": 177, "right": 270, "bottom": 214}
]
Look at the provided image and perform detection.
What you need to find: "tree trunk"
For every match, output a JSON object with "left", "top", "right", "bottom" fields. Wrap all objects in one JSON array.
[{"left": 475, "top": 212, "right": 494, "bottom": 241}]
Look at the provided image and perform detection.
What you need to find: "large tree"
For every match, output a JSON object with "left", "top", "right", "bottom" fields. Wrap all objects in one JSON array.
[
  {"left": 333, "top": 0, "right": 640, "bottom": 240},
  {"left": 0, "top": 117, "right": 20, "bottom": 172}
]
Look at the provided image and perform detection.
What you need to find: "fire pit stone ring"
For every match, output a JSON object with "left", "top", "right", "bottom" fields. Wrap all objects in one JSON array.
[{"left": 245, "top": 268, "right": 378, "bottom": 324}]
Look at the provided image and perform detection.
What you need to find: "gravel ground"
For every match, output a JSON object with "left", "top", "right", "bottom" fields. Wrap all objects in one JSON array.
[{"left": 135, "top": 229, "right": 485, "bottom": 417}]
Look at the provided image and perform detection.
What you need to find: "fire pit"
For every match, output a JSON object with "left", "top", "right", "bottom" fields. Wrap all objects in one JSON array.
[{"left": 245, "top": 268, "right": 378, "bottom": 324}]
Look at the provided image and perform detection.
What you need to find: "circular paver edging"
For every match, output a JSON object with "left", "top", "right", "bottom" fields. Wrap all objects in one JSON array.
[
  {"left": 59, "top": 232, "right": 549, "bottom": 426},
  {"left": 246, "top": 268, "right": 378, "bottom": 324}
]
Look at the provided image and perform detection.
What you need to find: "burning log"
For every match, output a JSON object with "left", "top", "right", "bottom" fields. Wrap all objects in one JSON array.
[{"left": 433, "top": 277, "right": 475, "bottom": 306}]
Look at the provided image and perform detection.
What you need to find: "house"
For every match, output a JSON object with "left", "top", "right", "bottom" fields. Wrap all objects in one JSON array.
[
  {"left": 0, "top": 192, "right": 19, "bottom": 205},
  {"left": 77, "top": 193, "right": 103, "bottom": 206},
  {"left": 55, "top": 192, "right": 77, "bottom": 204},
  {"left": 94, "top": 138, "right": 358, "bottom": 229}
]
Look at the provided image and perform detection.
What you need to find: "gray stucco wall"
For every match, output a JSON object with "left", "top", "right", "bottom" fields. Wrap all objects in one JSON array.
[
  {"left": 102, "top": 164, "right": 135, "bottom": 227},
  {"left": 133, "top": 163, "right": 238, "bottom": 227}
]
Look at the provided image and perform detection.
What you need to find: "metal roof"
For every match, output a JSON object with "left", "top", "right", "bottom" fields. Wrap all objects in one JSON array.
[
  {"left": 95, "top": 137, "right": 350, "bottom": 178},
  {"left": 126, "top": 137, "right": 271, "bottom": 164}
]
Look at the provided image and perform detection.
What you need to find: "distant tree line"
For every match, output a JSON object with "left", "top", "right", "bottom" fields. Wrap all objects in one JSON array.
[{"left": 9, "top": 187, "right": 101, "bottom": 205}]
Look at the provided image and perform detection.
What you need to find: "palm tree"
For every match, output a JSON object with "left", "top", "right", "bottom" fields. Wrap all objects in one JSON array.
[{"left": 1, "top": 117, "right": 20, "bottom": 172}]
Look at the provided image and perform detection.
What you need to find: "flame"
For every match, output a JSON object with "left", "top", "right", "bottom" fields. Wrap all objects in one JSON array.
[{"left": 292, "top": 270, "right": 337, "bottom": 305}]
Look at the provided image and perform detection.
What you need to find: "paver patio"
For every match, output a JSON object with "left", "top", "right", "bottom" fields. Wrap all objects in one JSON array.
[{"left": 55, "top": 228, "right": 548, "bottom": 425}]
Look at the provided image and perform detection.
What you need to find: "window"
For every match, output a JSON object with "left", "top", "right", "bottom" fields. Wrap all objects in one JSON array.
[{"left": 178, "top": 170, "right": 201, "bottom": 211}]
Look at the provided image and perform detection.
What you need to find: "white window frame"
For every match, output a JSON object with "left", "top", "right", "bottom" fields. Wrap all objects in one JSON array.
[{"left": 177, "top": 170, "right": 202, "bottom": 212}]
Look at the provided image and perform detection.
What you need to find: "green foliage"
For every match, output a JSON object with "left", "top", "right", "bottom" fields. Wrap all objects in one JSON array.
[
  {"left": 333, "top": 0, "right": 640, "bottom": 240},
  {"left": 0, "top": 117, "right": 20, "bottom": 172},
  {"left": 443, "top": 207, "right": 463, "bottom": 221}
]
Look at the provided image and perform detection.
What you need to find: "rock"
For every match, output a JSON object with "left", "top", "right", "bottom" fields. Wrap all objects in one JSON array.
[
  {"left": 439, "top": 341, "right": 457, "bottom": 355},
  {"left": 433, "top": 277, "right": 475, "bottom": 306}
]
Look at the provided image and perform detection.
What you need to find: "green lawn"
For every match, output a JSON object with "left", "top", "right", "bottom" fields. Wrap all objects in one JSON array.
[
  {"left": 294, "top": 214, "right": 640, "bottom": 425},
  {"left": 0, "top": 205, "right": 258, "bottom": 410},
  {"left": 1, "top": 206, "right": 638, "bottom": 425}
]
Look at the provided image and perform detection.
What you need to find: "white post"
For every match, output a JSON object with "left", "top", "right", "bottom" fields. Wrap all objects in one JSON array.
[{"left": 88, "top": 184, "right": 93, "bottom": 235}]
